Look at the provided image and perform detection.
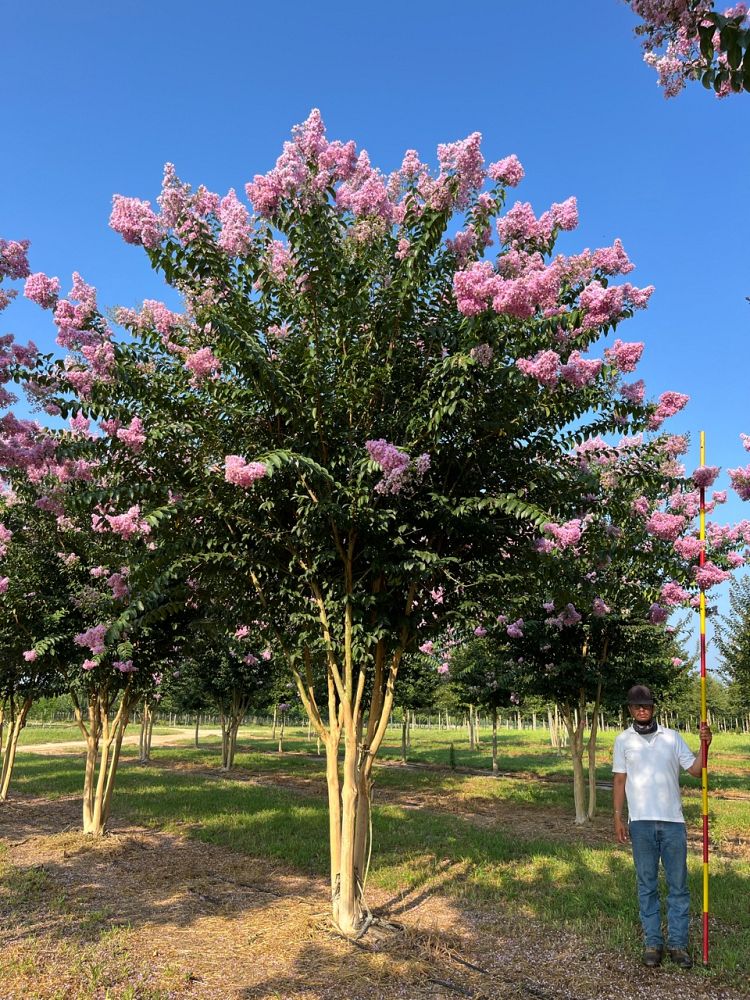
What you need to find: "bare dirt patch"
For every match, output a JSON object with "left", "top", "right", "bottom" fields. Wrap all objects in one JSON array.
[{"left": 1, "top": 795, "right": 748, "bottom": 1000}]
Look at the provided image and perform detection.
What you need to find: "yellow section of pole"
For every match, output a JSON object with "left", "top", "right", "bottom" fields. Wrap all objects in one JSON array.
[{"left": 699, "top": 430, "right": 709, "bottom": 965}]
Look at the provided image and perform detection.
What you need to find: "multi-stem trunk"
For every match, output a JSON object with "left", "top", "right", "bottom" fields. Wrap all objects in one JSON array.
[
  {"left": 73, "top": 682, "right": 133, "bottom": 836},
  {"left": 0, "top": 695, "right": 33, "bottom": 801}
]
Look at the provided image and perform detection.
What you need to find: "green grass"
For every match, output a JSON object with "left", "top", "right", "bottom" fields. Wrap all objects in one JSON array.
[{"left": 7, "top": 723, "right": 750, "bottom": 980}]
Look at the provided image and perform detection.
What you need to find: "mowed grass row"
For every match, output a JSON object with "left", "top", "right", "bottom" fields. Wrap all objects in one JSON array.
[{"left": 8, "top": 725, "right": 750, "bottom": 978}]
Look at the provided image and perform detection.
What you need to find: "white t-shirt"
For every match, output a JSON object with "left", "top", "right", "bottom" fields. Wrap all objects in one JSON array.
[{"left": 612, "top": 724, "right": 696, "bottom": 823}]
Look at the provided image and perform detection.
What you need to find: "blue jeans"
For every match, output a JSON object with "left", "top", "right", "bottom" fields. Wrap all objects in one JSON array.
[{"left": 629, "top": 820, "right": 690, "bottom": 949}]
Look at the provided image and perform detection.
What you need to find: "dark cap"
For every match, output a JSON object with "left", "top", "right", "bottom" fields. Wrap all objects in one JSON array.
[{"left": 627, "top": 684, "right": 655, "bottom": 706}]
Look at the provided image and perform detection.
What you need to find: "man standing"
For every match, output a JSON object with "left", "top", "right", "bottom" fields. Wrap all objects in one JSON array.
[{"left": 612, "top": 684, "right": 712, "bottom": 970}]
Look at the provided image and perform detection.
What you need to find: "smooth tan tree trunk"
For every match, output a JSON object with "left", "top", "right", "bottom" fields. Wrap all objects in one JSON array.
[
  {"left": 401, "top": 714, "right": 408, "bottom": 763},
  {"left": 0, "top": 696, "right": 33, "bottom": 800},
  {"left": 194, "top": 713, "right": 200, "bottom": 748},
  {"left": 586, "top": 680, "right": 602, "bottom": 821},
  {"left": 138, "top": 701, "right": 154, "bottom": 763},
  {"left": 491, "top": 706, "right": 498, "bottom": 774},
  {"left": 561, "top": 695, "right": 587, "bottom": 824}
]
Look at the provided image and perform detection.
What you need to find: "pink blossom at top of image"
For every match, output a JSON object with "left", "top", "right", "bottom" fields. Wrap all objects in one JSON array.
[
  {"left": 580, "top": 283, "right": 653, "bottom": 330},
  {"left": 0, "top": 577, "right": 9, "bottom": 594},
  {"left": 604, "top": 339, "right": 645, "bottom": 373},
  {"left": 217, "top": 189, "right": 252, "bottom": 256},
  {"left": 419, "top": 640, "right": 434, "bottom": 655},
  {"left": 741, "top": 433, "right": 750, "bottom": 452},
  {"left": 235, "top": 625, "right": 250, "bottom": 639},
  {"left": 436, "top": 131, "right": 485, "bottom": 208},
  {"left": 488, "top": 154, "right": 524, "bottom": 187},
  {"left": 712, "top": 490, "right": 728, "bottom": 504},
  {"left": 648, "top": 390, "right": 690, "bottom": 429},
  {"left": 110, "top": 195, "right": 164, "bottom": 248},
  {"left": 728, "top": 464, "right": 750, "bottom": 501},
  {"left": 23, "top": 650, "right": 38, "bottom": 662},
  {"left": 224, "top": 455, "right": 267, "bottom": 488},
  {"left": 0, "top": 239, "right": 30, "bottom": 280},
  {"left": 24, "top": 272, "right": 60, "bottom": 309},
  {"left": 691, "top": 465, "right": 720, "bottom": 490},
  {"left": 593, "top": 598, "right": 611, "bottom": 616},
  {"left": 473, "top": 626, "right": 487, "bottom": 637}
]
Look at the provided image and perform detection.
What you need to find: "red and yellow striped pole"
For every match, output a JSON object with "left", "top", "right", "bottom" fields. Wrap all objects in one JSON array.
[{"left": 698, "top": 429, "right": 710, "bottom": 966}]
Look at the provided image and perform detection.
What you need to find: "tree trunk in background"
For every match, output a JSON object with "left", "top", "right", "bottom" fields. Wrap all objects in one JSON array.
[
  {"left": 586, "top": 680, "right": 602, "bottom": 821},
  {"left": 0, "top": 696, "right": 33, "bottom": 800},
  {"left": 401, "top": 713, "right": 408, "bottom": 763},
  {"left": 194, "top": 713, "right": 200, "bottom": 748},
  {"left": 491, "top": 706, "right": 498, "bottom": 774}
]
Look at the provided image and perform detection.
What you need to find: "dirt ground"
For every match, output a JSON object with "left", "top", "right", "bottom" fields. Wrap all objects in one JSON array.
[{"left": 1, "top": 788, "right": 749, "bottom": 1000}]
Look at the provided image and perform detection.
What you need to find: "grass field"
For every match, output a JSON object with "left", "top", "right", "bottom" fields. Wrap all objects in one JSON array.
[{"left": 6, "top": 723, "right": 750, "bottom": 982}]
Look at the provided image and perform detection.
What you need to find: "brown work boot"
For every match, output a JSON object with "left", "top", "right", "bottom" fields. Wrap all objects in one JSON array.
[
  {"left": 668, "top": 948, "right": 693, "bottom": 969},
  {"left": 642, "top": 946, "right": 663, "bottom": 967}
]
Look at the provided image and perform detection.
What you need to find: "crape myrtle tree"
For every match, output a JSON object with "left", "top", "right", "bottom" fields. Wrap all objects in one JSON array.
[
  {"left": 17, "top": 109, "right": 678, "bottom": 934},
  {"left": 627, "top": 1, "right": 750, "bottom": 96},
  {"left": 716, "top": 574, "right": 750, "bottom": 710},
  {"left": 391, "top": 651, "right": 441, "bottom": 762},
  {"left": 444, "top": 636, "right": 519, "bottom": 773},
  {"left": 483, "top": 432, "right": 750, "bottom": 821},
  {"left": 0, "top": 489, "right": 74, "bottom": 799}
]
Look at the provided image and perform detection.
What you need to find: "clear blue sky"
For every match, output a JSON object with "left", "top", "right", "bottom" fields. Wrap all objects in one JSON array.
[{"left": 2, "top": 0, "right": 748, "bottom": 669}]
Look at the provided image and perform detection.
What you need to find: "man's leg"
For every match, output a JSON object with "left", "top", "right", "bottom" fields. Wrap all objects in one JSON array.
[
  {"left": 630, "top": 821, "right": 664, "bottom": 950},
  {"left": 661, "top": 821, "right": 690, "bottom": 950}
]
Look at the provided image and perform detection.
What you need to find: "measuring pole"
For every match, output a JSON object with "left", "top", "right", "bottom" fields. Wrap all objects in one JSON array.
[{"left": 699, "top": 430, "right": 710, "bottom": 966}]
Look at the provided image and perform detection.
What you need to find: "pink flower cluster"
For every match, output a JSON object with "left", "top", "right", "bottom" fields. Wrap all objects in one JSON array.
[
  {"left": 646, "top": 510, "right": 686, "bottom": 542},
  {"left": 592, "top": 597, "right": 610, "bottom": 616},
  {"left": 92, "top": 505, "right": 151, "bottom": 540},
  {"left": 516, "top": 350, "right": 561, "bottom": 388},
  {"left": 542, "top": 518, "right": 585, "bottom": 550},
  {"left": 224, "top": 455, "right": 267, "bottom": 488},
  {"left": 560, "top": 351, "right": 602, "bottom": 387},
  {"left": 114, "top": 659, "right": 137, "bottom": 673},
  {"left": 469, "top": 343, "right": 494, "bottom": 367},
  {"left": 24, "top": 272, "right": 60, "bottom": 309},
  {"left": 604, "top": 339, "right": 644, "bottom": 373},
  {"left": 648, "top": 391, "right": 690, "bottom": 429},
  {"left": 691, "top": 465, "right": 719, "bottom": 489},
  {"left": 0, "top": 522, "right": 12, "bottom": 558},
  {"left": 185, "top": 347, "right": 221, "bottom": 384},
  {"left": 75, "top": 624, "right": 107, "bottom": 655},
  {"left": 506, "top": 618, "right": 524, "bottom": 638},
  {"left": 694, "top": 561, "right": 731, "bottom": 590},
  {"left": 580, "top": 284, "right": 654, "bottom": 330},
  {"left": 110, "top": 196, "right": 164, "bottom": 248},
  {"left": 728, "top": 464, "right": 750, "bottom": 501},
  {"left": 487, "top": 155, "right": 525, "bottom": 187},
  {"left": 116, "top": 417, "right": 146, "bottom": 453},
  {"left": 366, "top": 439, "right": 430, "bottom": 495},
  {"left": 0, "top": 239, "right": 30, "bottom": 280},
  {"left": 217, "top": 189, "right": 252, "bottom": 256},
  {"left": 660, "top": 581, "right": 691, "bottom": 605}
]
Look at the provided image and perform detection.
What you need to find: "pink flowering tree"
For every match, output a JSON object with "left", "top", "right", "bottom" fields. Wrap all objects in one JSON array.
[
  {"left": 14, "top": 109, "right": 679, "bottom": 933},
  {"left": 490, "top": 431, "right": 750, "bottom": 821},
  {"left": 0, "top": 488, "right": 78, "bottom": 800},
  {"left": 627, "top": 1, "right": 750, "bottom": 96}
]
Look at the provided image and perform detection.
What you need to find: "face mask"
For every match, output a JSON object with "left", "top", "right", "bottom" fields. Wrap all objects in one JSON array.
[{"left": 632, "top": 715, "right": 657, "bottom": 735}]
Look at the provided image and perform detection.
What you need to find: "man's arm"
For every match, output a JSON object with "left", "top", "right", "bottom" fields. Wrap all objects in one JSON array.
[
  {"left": 613, "top": 772, "right": 628, "bottom": 843},
  {"left": 685, "top": 723, "right": 712, "bottom": 777}
]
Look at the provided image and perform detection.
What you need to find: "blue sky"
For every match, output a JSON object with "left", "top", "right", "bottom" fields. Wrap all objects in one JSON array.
[{"left": 2, "top": 0, "right": 748, "bottom": 668}]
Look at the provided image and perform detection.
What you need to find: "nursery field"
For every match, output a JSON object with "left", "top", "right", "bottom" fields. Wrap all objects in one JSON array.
[{"left": 1, "top": 724, "right": 749, "bottom": 999}]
